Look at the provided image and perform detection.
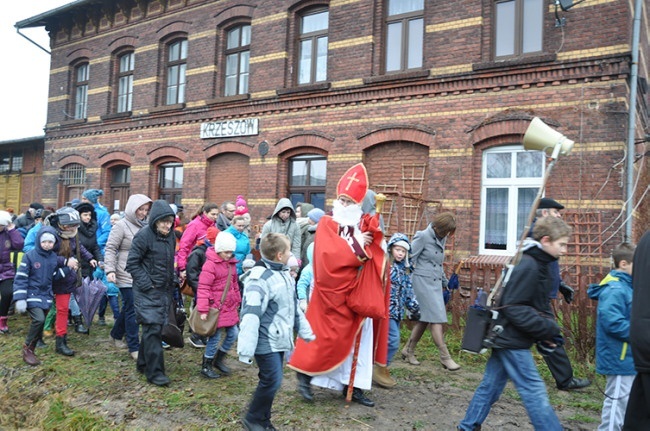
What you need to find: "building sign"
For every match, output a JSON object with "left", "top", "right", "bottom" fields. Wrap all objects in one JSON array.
[{"left": 200, "top": 118, "right": 259, "bottom": 139}]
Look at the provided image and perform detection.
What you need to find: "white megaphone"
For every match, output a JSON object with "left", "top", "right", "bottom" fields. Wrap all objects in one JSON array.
[{"left": 523, "top": 117, "right": 574, "bottom": 158}]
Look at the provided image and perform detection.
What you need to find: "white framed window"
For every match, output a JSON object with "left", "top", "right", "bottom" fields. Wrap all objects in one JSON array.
[{"left": 479, "top": 145, "right": 545, "bottom": 255}]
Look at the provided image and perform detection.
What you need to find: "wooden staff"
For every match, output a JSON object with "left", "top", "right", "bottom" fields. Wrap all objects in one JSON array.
[{"left": 346, "top": 193, "right": 387, "bottom": 402}]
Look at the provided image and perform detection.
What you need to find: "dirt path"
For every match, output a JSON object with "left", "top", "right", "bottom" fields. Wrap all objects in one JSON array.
[{"left": 1, "top": 321, "right": 601, "bottom": 430}]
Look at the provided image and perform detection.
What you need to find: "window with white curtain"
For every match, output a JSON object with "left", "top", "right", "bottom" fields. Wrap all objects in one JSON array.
[{"left": 480, "top": 145, "right": 545, "bottom": 255}]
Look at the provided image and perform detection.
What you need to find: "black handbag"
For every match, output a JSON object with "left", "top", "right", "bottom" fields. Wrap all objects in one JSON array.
[{"left": 161, "top": 297, "right": 185, "bottom": 348}]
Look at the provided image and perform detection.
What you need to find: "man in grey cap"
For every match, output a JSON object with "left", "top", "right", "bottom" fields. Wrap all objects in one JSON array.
[{"left": 534, "top": 197, "right": 591, "bottom": 391}]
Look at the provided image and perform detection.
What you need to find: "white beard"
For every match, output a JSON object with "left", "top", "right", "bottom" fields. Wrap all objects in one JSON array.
[{"left": 332, "top": 200, "right": 362, "bottom": 227}]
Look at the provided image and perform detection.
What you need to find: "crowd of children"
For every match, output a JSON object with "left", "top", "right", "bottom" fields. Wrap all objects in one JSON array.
[{"left": 1, "top": 183, "right": 645, "bottom": 431}]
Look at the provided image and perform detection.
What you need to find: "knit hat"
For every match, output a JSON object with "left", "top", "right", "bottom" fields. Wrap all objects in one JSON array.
[
  {"left": 82, "top": 189, "right": 104, "bottom": 204},
  {"left": 206, "top": 226, "right": 219, "bottom": 245},
  {"left": 388, "top": 232, "right": 411, "bottom": 266},
  {"left": 287, "top": 253, "right": 299, "bottom": 269},
  {"left": 234, "top": 195, "right": 248, "bottom": 215},
  {"left": 215, "top": 231, "right": 237, "bottom": 253},
  {"left": 242, "top": 254, "right": 256, "bottom": 270},
  {"left": 307, "top": 208, "right": 325, "bottom": 224},
  {"left": 40, "top": 232, "right": 56, "bottom": 243},
  {"left": 538, "top": 197, "right": 564, "bottom": 210},
  {"left": 0, "top": 211, "right": 12, "bottom": 226}
]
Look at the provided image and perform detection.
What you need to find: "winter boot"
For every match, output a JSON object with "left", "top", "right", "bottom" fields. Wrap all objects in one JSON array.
[
  {"left": 23, "top": 341, "right": 41, "bottom": 366},
  {"left": 439, "top": 345, "right": 460, "bottom": 371},
  {"left": 213, "top": 350, "right": 231, "bottom": 375},
  {"left": 201, "top": 356, "right": 220, "bottom": 379},
  {"left": 55, "top": 335, "right": 75, "bottom": 356},
  {"left": 36, "top": 338, "right": 48, "bottom": 349},
  {"left": 73, "top": 315, "right": 89, "bottom": 334},
  {"left": 372, "top": 364, "right": 397, "bottom": 388},
  {"left": 401, "top": 339, "right": 420, "bottom": 365},
  {"left": 0, "top": 316, "right": 9, "bottom": 334}
]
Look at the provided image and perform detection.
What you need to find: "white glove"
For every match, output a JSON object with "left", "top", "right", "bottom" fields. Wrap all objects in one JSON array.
[
  {"left": 15, "top": 300, "right": 27, "bottom": 314},
  {"left": 299, "top": 299, "right": 307, "bottom": 312}
]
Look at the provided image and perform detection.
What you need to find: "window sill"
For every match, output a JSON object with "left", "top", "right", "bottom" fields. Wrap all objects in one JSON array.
[
  {"left": 276, "top": 82, "right": 330, "bottom": 96},
  {"left": 148, "top": 103, "right": 185, "bottom": 114},
  {"left": 101, "top": 111, "right": 132, "bottom": 121},
  {"left": 61, "top": 118, "right": 87, "bottom": 125},
  {"left": 206, "top": 94, "right": 250, "bottom": 105},
  {"left": 363, "top": 69, "right": 430, "bottom": 85},
  {"left": 473, "top": 53, "right": 557, "bottom": 72}
]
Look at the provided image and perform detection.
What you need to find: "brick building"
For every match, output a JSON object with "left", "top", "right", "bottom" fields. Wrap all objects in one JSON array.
[
  {"left": 0, "top": 136, "right": 45, "bottom": 215},
  {"left": 15, "top": 0, "right": 649, "bottom": 282}
]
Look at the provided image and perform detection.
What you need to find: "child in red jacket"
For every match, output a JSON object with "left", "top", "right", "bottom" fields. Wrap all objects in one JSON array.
[{"left": 196, "top": 231, "right": 241, "bottom": 378}]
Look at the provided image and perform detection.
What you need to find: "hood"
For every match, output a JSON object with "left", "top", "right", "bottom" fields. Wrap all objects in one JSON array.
[
  {"left": 272, "top": 198, "right": 296, "bottom": 219},
  {"left": 36, "top": 226, "right": 59, "bottom": 251},
  {"left": 148, "top": 200, "right": 175, "bottom": 230},
  {"left": 299, "top": 203, "right": 314, "bottom": 215},
  {"left": 522, "top": 244, "right": 557, "bottom": 265},
  {"left": 306, "top": 242, "right": 314, "bottom": 263},
  {"left": 124, "top": 194, "right": 152, "bottom": 226},
  {"left": 588, "top": 270, "right": 632, "bottom": 300},
  {"left": 361, "top": 190, "right": 377, "bottom": 215},
  {"left": 388, "top": 232, "right": 411, "bottom": 267}
]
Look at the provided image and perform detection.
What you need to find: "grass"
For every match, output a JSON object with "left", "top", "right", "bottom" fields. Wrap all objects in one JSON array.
[{"left": 0, "top": 311, "right": 604, "bottom": 430}]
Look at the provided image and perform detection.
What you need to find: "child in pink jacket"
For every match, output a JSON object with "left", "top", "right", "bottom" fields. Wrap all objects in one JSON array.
[{"left": 196, "top": 231, "right": 241, "bottom": 378}]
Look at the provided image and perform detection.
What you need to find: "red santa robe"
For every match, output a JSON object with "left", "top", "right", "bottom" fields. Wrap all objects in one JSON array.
[{"left": 288, "top": 213, "right": 390, "bottom": 377}]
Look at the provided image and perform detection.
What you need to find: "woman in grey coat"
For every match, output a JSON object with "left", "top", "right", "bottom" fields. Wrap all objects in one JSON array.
[{"left": 401, "top": 212, "right": 459, "bottom": 371}]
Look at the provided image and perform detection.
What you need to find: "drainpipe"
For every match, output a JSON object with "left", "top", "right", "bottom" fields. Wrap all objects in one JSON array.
[
  {"left": 625, "top": 0, "right": 642, "bottom": 240},
  {"left": 15, "top": 27, "right": 50, "bottom": 55}
]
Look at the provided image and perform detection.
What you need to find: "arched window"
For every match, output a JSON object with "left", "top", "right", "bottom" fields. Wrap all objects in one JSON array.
[
  {"left": 60, "top": 163, "right": 87, "bottom": 204},
  {"left": 158, "top": 162, "right": 183, "bottom": 205},
  {"left": 288, "top": 155, "right": 326, "bottom": 210},
  {"left": 109, "top": 165, "right": 131, "bottom": 212}
]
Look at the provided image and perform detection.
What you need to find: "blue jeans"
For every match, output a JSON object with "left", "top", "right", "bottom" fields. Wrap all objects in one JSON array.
[
  {"left": 98, "top": 295, "right": 120, "bottom": 320},
  {"left": 459, "top": 348, "right": 562, "bottom": 431},
  {"left": 246, "top": 351, "right": 284, "bottom": 427},
  {"left": 387, "top": 318, "right": 401, "bottom": 365},
  {"left": 110, "top": 287, "right": 139, "bottom": 353},
  {"left": 204, "top": 325, "right": 238, "bottom": 358}
]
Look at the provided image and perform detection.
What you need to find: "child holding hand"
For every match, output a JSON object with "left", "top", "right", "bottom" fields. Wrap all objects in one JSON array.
[{"left": 196, "top": 231, "right": 241, "bottom": 379}]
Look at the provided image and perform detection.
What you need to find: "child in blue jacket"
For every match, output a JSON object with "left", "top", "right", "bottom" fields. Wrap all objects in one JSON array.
[
  {"left": 13, "top": 227, "right": 70, "bottom": 366},
  {"left": 587, "top": 242, "right": 636, "bottom": 431}
]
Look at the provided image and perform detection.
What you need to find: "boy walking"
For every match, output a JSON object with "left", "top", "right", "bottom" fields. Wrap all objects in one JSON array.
[
  {"left": 238, "top": 233, "right": 314, "bottom": 431},
  {"left": 588, "top": 243, "right": 636, "bottom": 431},
  {"left": 458, "top": 216, "right": 572, "bottom": 431}
]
